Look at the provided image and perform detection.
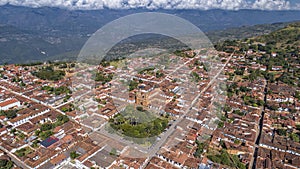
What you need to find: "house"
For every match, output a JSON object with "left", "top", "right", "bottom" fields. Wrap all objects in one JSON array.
[
  {"left": 0, "top": 116, "right": 7, "bottom": 122},
  {"left": 16, "top": 122, "right": 37, "bottom": 135},
  {"left": 0, "top": 98, "right": 20, "bottom": 111},
  {"left": 260, "top": 66, "right": 267, "bottom": 71},
  {"left": 0, "top": 127, "right": 7, "bottom": 136},
  {"left": 7, "top": 107, "right": 50, "bottom": 127},
  {"left": 271, "top": 52, "right": 277, "bottom": 57},
  {"left": 50, "top": 153, "right": 67, "bottom": 166},
  {"left": 271, "top": 66, "right": 283, "bottom": 71},
  {"left": 40, "top": 137, "right": 59, "bottom": 148}
]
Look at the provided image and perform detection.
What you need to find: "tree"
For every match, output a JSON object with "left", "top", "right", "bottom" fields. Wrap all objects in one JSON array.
[
  {"left": 290, "top": 133, "right": 300, "bottom": 142},
  {"left": 240, "top": 86, "right": 251, "bottom": 93},
  {"left": 32, "top": 67, "right": 65, "bottom": 81},
  {"left": 0, "top": 159, "right": 13, "bottom": 169},
  {"left": 0, "top": 159, "right": 8, "bottom": 167},
  {"left": 110, "top": 148, "right": 118, "bottom": 156},
  {"left": 296, "top": 125, "right": 300, "bottom": 131},
  {"left": 136, "top": 106, "right": 144, "bottom": 112},
  {"left": 35, "top": 130, "right": 41, "bottom": 136},
  {"left": 217, "top": 121, "right": 224, "bottom": 128},
  {"left": 18, "top": 132, "right": 26, "bottom": 140},
  {"left": 128, "top": 80, "right": 138, "bottom": 91},
  {"left": 57, "top": 114, "right": 69, "bottom": 124},
  {"left": 40, "top": 123, "right": 53, "bottom": 131},
  {"left": 70, "top": 151, "right": 80, "bottom": 160},
  {"left": 194, "top": 140, "right": 205, "bottom": 158},
  {"left": 39, "top": 131, "right": 53, "bottom": 140},
  {"left": 0, "top": 110, "right": 17, "bottom": 119},
  {"left": 277, "top": 129, "right": 287, "bottom": 136}
]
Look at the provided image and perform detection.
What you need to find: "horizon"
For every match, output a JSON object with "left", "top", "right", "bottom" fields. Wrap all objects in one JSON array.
[{"left": 0, "top": 0, "right": 299, "bottom": 11}]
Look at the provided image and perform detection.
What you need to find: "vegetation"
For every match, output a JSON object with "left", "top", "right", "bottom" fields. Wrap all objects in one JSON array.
[
  {"left": 17, "top": 62, "right": 43, "bottom": 67},
  {"left": 257, "top": 23, "right": 300, "bottom": 48},
  {"left": 207, "top": 149, "right": 246, "bottom": 169},
  {"left": 31, "top": 140, "right": 40, "bottom": 148},
  {"left": 296, "top": 124, "right": 300, "bottom": 131},
  {"left": 94, "top": 71, "right": 113, "bottom": 84},
  {"left": 290, "top": 133, "right": 300, "bottom": 142},
  {"left": 232, "top": 110, "right": 245, "bottom": 116},
  {"left": 138, "top": 67, "right": 155, "bottom": 75},
  {"left": 15, "top": 147, "right": 33, "bottom": 157},
  {"left": 155, "top": 70, "right": 164, "bottom": 78},
  {"left": 277, "top": 129, "right": 287, "bottom": 136},
  {"left": 38, "top": 130, "right": 54, "bottom": 140},
  {"left": 70, "top": 151, "right": 80, "bottom": 160},
  {"left": 61, "top": 104, "right": 74, "bottom": 113},
  {"left": 32, "top": 66, "right": 65, "bottom": 81},
  {"left": 194, "top": 140, "right": 205, "bottom": 157},
  {"left": 174, "top": 49, "right": 195, "bottom": 58},
  {"left": 209, "top": 21, "right": 292, "bottom": 43},
  {"left": 109, "top": 106, "right": 169, "bottom": 138},
  {"left": 128, "top": 80, "right": 139, "bottom": 91},
  {"left": 41, "top": 85, "right": 71, "bottom": 95},
  {"left": 0, "top": 159, "right": 13, "bottom": 169},
  {"left": 191, "top": 72, "right": 201, "bottom": 82},
  {"left": 17, "top": 132, "right": 26, "bottom": 140},
  {"left": 36, "top": 114, "right": 69, "bottom": 139},
  {"left": 109, "top": 148, "right": 118, "bottom": 156},
  {"left": 217, "top": 121, "right": 224, "bottom": 128},
  {"left": 242, "top": 95, "right": 264, "bottom": 107},
  {"left": 0, "top": 109, "right": 18, "bottom": 119}
]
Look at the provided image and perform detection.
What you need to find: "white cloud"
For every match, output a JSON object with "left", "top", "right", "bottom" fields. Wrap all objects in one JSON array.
[
  {"left": 252, "top": 0, "right": 290, "bottom": 10},
  {"left": 0, "top": 0, "right": 296, "bottom": 10}
]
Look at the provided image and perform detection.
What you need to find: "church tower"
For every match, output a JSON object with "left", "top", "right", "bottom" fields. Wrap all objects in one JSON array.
[{"left": 135, "top": 91, "right": 149, "bottom": 107}]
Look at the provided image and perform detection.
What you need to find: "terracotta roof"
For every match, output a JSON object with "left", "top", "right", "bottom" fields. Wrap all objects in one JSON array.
[
  {"left": 83, "top": 160, "right": 94, "bottom": 168},
  {"left": 0, "top": 98, "right": 19, "bottom": 107},
  {"left": 50, "top": 153, "right": 66, "bottom": 165}
]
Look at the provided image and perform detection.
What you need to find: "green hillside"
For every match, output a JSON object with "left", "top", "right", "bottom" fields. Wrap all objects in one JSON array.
[{"left": 256, "top": 22, "right": 300, "bottom": 48}]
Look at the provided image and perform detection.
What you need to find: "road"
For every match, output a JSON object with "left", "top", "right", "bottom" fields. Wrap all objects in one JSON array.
[{"left": 251, "top": 81, "right": 268, "bottom": 169}]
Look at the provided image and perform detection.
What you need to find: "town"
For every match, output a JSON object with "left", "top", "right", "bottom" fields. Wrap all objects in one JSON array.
[{"left": 0, "top": 23, "right": 299, "bottom": 169}]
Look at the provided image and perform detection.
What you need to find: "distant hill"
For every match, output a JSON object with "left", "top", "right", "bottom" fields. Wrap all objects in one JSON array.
[
  {"left": 215, "top": 21, "right": 300, "bottom": 56},
  {"left": 255, "top": 22, "right": 300, "bottom": 48},
  {"left": 206, "top": 22, "right": 294, "bottom": 43},
  {"left": 1, "top": 4, "right": 300, "bottom": 64}
]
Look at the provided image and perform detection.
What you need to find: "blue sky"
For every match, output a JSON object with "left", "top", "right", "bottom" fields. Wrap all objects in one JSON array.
[{"left": 0, "top": 0, "right": 299, "bottom": 10}]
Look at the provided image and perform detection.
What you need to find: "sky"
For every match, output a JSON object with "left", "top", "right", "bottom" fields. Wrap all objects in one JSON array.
[{"left": 0, "top": 0, "right": 299, "bottom": 10}]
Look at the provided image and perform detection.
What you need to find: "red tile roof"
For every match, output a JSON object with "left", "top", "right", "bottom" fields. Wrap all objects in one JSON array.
[{"left": 0, "top": 98, "right": 19, "bottom": 107}]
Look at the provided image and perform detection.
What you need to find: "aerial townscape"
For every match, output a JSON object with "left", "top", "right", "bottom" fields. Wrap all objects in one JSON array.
[{"left": 0, "top": 20, "right": 299, "bottom": 169}]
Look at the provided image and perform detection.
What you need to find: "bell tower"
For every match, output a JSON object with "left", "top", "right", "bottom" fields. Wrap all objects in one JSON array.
[{"left": 135, "top": 91, "right": 149, "bottom": 107}]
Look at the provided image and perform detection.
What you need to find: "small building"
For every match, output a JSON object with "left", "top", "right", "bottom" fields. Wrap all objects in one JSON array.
[
  {"left": 40, "top": 137, "right": 59, "bottom": 148},
  {"left": 50, "top": 153, "right": 67, "bottom": 166}
]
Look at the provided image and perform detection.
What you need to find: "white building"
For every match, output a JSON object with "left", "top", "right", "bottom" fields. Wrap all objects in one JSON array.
[{"left": 0, "top": 98, "right": 21, "bottom": 111}]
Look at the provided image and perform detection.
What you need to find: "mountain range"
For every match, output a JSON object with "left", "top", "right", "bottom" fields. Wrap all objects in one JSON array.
[{"left": 0, "top": 4, "right": 300, "bottom": 64}]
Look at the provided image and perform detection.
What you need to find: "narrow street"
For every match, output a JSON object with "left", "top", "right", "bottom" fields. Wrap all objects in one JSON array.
[{"left": 251, "top": 81, "right": 268, "bottom": 169}]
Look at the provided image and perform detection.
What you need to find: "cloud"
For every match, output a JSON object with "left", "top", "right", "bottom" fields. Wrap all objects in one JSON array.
[
  {"left": 0, "top": 0, "right": 297, "bottom": 10},
  {"left": 252, "top": 0, "right": 290, "bottom": 10}
]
